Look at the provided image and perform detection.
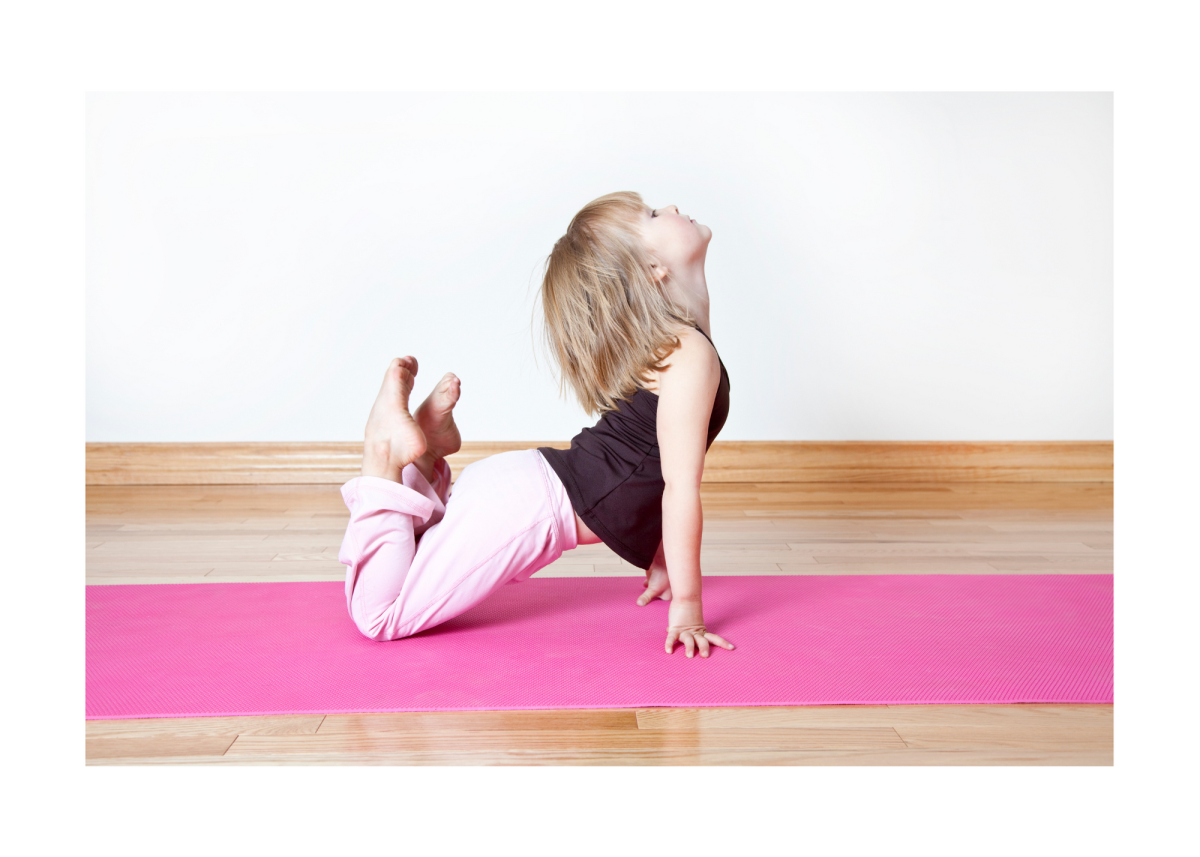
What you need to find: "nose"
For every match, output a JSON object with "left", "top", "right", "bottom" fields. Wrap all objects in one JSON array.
[{"left": 664, "top": 205, "right": 680, "bottom": 215}]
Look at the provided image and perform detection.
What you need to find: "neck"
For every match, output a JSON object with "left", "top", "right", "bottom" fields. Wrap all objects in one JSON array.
[{"left": 668, "top": 268, "right": 711, "bottom": 336}]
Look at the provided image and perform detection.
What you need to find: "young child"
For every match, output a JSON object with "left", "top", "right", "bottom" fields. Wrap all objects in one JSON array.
[{"left": 338, "top": 191, "right": 734, "bottom": 658}]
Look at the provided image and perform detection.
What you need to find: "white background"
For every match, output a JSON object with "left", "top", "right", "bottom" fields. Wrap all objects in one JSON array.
[
  {"left": 5, "top": 0, "right": 1195, "bottom": 851},
  {"left": 87, "top": 92, "right": 1112, "bottom": 442}
]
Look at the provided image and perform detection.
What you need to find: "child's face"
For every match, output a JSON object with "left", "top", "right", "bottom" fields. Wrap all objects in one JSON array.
[{"left": 641, "top": 204, "right": 712, "bottom": 276}]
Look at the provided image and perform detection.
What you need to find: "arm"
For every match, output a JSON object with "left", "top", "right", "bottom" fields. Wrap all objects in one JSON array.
[{"left": 652, "top": 329, "right": 734, "bottom": 657}]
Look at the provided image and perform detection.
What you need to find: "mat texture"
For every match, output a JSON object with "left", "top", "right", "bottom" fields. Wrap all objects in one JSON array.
[{"left": 86, "top": 575, "right": 1113, "bottom": 719}]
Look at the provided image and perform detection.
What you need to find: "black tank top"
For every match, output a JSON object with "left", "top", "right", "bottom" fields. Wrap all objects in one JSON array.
[{"left": 538, "top": 326, "right": 731, "bottom": 570}]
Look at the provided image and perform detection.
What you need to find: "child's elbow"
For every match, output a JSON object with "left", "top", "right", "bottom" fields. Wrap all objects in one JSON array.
[{"left": 662, "top": 477, "right": 703, "bottom": 496}]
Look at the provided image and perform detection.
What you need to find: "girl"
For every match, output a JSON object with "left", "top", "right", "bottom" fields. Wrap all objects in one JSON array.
[{"left": 337, "top": 191, "right": 734, "bottom": 658}]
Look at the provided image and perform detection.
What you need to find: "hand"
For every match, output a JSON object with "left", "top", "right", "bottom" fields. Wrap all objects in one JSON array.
[
  {"left": 665, "top": 599, "right": 734, "bottom": 658},
  {"left": 637, "top": 559, "right": 672, "bottom": 606}
]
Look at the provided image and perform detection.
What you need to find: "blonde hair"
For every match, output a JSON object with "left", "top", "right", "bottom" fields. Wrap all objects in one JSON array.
[{"left": 538, "top": 191, "right": 693, "bottom": 416}]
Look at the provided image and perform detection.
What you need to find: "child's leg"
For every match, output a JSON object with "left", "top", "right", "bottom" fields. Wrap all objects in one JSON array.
[
  {"left": 337, "top": 457, "right": 453, "bottom": 639},
  {"left": 339, "top": 450, "right": 577, "bottom": 641},
  {"left": 338, "top": 355, "right": 451, "bottom": 638}
]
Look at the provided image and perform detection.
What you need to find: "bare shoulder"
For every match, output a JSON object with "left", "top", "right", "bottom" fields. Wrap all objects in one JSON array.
[
  {"left": 671, "top": 325, "right": 719, "bottom": 367},
  {"left": 655, "top": 326, "right": 719, "bottom": 395},
  {"left": 656, "top": 326, "right": 720, "bottom": 481}
]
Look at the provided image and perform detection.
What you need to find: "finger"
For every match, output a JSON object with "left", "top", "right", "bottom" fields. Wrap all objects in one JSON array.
[
  {"left": 665, "top": 630, "right": 678, "bottom": 654},
  {"left": 697, "top": 635, "right": 711, "bottom": 658},
  {"left": 684, "top": 632, "right": 696, "bottom": 658},
  {"left": 638, "top": 586, "right": 664, "bottom": 606},
  {"left": 705, "top": 632, "right": 735, "bottom": 650}
]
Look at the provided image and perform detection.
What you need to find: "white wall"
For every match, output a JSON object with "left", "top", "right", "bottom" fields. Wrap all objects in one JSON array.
[{"left": 87, "top": 93, "right": 1112, "bottom": 442}]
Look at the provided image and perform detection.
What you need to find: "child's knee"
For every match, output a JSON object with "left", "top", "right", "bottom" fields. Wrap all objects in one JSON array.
[
  {"left": 355, "top": 618, "right": 408, "bottom": 642},
  {"left": 350, "top": 602, "right": 406, "bottom": 642}
]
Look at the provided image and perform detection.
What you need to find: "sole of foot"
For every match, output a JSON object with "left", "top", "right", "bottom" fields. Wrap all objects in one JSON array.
[
  {"left": 361, "top": 356, "right": 427, "bottom": 481},
  {"left": 414, "top": 372, "right": 462, "bottom": 460}
]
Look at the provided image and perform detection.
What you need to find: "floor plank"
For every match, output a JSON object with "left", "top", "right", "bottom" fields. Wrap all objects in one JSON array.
[
  {"left": 88, "top": 749, "right": 1113, "bottom": 767},
  {"left": 317, "top": 710, "right": 639, "bottom": 733},
  {"left": 87, "top": 734, "right": 238, "bottom": 760},
  {"left": 635, "top": 704, "right": 1113, "bottom": 729},
  {"left": 223, "top": 727, "right": 909, "bottom": 759},
  {"left": 87, "top": 715, "right": 325, "bottom": 737},
  {"left": 894, "top": 724, "right": 1114, "bottom": 750}
]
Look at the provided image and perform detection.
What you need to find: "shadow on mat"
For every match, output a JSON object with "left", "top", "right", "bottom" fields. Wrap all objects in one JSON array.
[{"left": 405, "top": 576, "right": 777, "bottom": 641}]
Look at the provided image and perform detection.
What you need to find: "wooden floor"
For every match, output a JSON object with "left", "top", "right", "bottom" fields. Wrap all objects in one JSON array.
[{"left": 86, "top": 480, "right": 1113, "bottom": 765}]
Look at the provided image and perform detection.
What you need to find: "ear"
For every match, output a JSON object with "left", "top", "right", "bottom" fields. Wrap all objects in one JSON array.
[{"left": 648, "top": 260, "right": 669, "bottom": 285}]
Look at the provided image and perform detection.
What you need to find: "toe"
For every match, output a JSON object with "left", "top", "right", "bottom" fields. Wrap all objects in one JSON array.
[{"left": 396, "top": 365, "right": 416, "bottom": 395}]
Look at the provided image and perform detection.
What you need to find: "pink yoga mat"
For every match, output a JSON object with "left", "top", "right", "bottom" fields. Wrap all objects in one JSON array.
[{"left": 86, "top": 575, "right": 1112, "bottom": 719}]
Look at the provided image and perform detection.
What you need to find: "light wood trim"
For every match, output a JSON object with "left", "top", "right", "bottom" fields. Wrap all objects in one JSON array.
[
  {"left": 700, "top": 441, "right": 1112, "bottom": 483},
  {"left": 85, "top": 440, "right": 1113, "bottom": 485}
]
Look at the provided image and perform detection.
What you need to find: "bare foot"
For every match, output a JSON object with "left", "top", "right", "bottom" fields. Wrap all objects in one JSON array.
[
  {"left": 361, "top": 357, "right": 427, "bottom": 482},
  {"left": 412, "top": 372, "right": 462, "bottom": 480}
]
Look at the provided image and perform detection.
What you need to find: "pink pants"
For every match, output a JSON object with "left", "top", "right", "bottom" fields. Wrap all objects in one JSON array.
[{"left": 337, "top": 449, "right": 579, "bottom": 641}]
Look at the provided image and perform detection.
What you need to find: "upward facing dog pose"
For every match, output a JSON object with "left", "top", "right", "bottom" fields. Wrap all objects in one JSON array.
[{"left": 338, "top": 191, "right": 733, "bottom": 657}]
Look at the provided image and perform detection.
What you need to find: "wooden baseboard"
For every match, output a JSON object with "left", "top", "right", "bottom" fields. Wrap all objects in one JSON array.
[{"left": 85, "top": 441, "right": 1113, "bottom": 485}]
